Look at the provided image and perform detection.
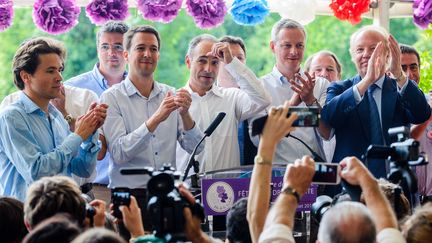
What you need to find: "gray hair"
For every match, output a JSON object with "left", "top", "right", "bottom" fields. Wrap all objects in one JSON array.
[
  {"left": 186, "top": 34, "right": 218, "bottom": 58},
  {"left": 318, "top": 202, "right": 376, "bottom": 243},
  {"left": 271, "top": 18, "right": 307, "bottom": 42},
  {"left": 96, "top": 21, "right": 129, "bottom": 46},
  {"left": 349, "top": 25, "right": 389, "bottom": 56}
]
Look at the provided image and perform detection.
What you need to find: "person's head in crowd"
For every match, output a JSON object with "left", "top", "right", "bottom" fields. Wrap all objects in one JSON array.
[
  {"left": 24, "top": 176, "right": 86, "bottom": 229},
  {"left": 123, "top": 25, "right": 161, "bottom": 80},
  {"left": 12, "top": 37, "right": 66, "bottom": 91},
  {"left": 72, "top": 228, "right": 126, "bottom": 243},
  {"left": 402, "top": 202, "right": 432, "bottom": 243},
  {"left": 400, "top": 44, "right": 420, "bottom": 84},
  {"left": 22, "top": 213, "right": 81, "bottom": 243},
  {"left": 96, "top": 21, "right": 129, "bottom": 76},
  {"left": 349, "top": 25, "right": 389, "bottom": 78},
  {"left": 185, "top": 34, "right": 219, "bottom": 95},
  {"left": 217, "top": 35, "right": 247, "bottom": 88},
  {"left": 317, "top": 201, "right": 376, "bottom": 243},
  {"left": 0, "top": 197, "right": 28, "bottom": 243},
  {"left": 226, "top": 197, "right": 251, "bottom": 243},
  {"left": 270, "top": 18, "right": 307, "bottom": 76},
  {"left": 304, "top": 50, "right": 342, "bottom": 82},
  {"left": 377, "top": 178, "right": 411, "bottom": 221}
]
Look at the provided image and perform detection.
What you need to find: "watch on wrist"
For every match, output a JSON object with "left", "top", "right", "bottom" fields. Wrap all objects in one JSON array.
[
  {"left": 64, "top": 114, "right": 73, "bottom": 124},
  {"left": 282, "top": 186, "right": 300, "bottom": 203},
  {"left": 254, "top": 155, "right": 272, "bottom": 165}
]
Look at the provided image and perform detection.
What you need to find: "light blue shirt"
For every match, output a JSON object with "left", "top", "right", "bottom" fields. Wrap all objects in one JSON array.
[
  {"left": 0, "top": 93, "right": 100, "bottom": 201},
  {"left": 101, "top": 77, "right": 204, "bottom": 188},
  {"left": 65, "top": 63, "right": 127, "bottom": 184}
]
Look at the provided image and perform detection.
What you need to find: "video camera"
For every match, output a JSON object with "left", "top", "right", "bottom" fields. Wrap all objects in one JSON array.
[
  {"left": 364, "top": 126, "right": 427, "bottom": 201},
  {"left": 121, "top": 164, "right": 205, "bottom": 242}
]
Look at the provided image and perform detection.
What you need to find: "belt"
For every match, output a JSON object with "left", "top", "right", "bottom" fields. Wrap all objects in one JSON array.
[{"left": 80, "top": 183, "right": 93, "bottom": 194}]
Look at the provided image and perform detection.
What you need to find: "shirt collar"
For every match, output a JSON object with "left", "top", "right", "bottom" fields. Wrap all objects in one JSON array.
[
  {"left": 271, "top": 66, "right": 306, "bottom": 85},
  {"left": 18, "top": 92, "right": 60, "bottom": 117},
  {"left": 375, "top": 75, "right": 385, "bottom": 89},
  {"left": 186, "top": 82, "right": 223, "bottom": 98},
  {"left": 93, "top": 63, "right": 128, "bottom": 89},
  {"left": 124, "top": 76, "right": 162, "bottom": 100}
]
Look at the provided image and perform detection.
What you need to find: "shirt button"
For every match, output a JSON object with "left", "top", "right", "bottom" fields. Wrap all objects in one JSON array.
[{"left": 155, "top": 152, "right": 158, "bottom": 155}]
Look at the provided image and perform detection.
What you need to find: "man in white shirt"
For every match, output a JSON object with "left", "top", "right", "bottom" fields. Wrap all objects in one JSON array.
[
  {"left": 176, "top": 34, "right": 271, "bottom": 173},
  {"left": 252, "top": 18, "right": 329, "bottom": 164}
]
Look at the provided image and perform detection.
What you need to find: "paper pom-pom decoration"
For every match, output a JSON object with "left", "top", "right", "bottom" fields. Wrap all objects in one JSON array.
[
  {"left": 230, "top": 0, "right": 269, "bottom": 26},
  {"left": 86, "top": 0, "right": 129, "bottom": 25},
  {"left": 186, "top": 0, "right": 227, "bottom": 29},
  {"left": 137, "top": 0, "right": 182, "bottom": 23},
  {"left": 269, "top": 0, "right": 316, "bottom": 25},
  {"left": 33, "top": 0, "right": 80, "bottom": 35},
  {"left": 329, "top": 0, "right": 370, "bottom": 25},
  {"left": 413, "top": 0, "right": 432, "bottom": 29},
  {"left": 0, "top": 0, "right": 13, "bottom": 31}
]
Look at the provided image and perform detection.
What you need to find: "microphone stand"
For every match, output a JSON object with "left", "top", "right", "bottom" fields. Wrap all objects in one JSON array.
[{"left": 182, "top": 135, "right": 206, "bottom": 188}]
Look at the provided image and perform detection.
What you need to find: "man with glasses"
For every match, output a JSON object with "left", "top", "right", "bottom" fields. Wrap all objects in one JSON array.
[{"left": 65, "top": 21, "right": 129, "bottom": 204}]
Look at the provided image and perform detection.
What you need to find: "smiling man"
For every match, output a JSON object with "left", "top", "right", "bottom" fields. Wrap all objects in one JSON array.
[
  {"left": 0, "top": 37, "right": 106, "bottom": 201},
  {"left": 100, "top": 26, "right": 203, "bottom": 227},
  {"left": 321, "top": 26, "right": 430, "bottom": 180},
  {"left": 253, "top": 18, "right": 329, "bottom": 164}
]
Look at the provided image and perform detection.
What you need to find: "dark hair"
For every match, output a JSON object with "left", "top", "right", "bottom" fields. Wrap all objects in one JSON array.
[
  {"left": 96, "top": 21, "right": 129, "bottom": 46},
  {"left": 400, "top": 43, "right": 421, "bottom": 66},
  {"left": 226, "top": 198, "right": 251, "bottom": 243},
  {"left": 22, "top": 213, "right": 81, "bottom": 243},
  {"left": 24, "top": 176, "right": 86, "bottom": 228},
  {"left": 71, "top": 228, "right": 126, "bottom": 243},
  {"left": 12, "top": 37, "right": 66, "bottom": 90},
  {"left": 123, "top": 25, "right": 161, "bottom": 51},
  {"left": 0, "top": 197, "right": 28, "bottom": 243},
  {"left": 219, "top": 35, "right": 247, "bottom": 57}
]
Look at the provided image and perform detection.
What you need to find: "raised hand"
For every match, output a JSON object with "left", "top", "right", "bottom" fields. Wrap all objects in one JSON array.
[
  {"left": 207, "top": 42, "right": 233, "bottom": 64},
  {"left": 283, "top": 155, "right": 315, "bottom": 196},
  {"left": 175, "top": 88, "right": 192, "bottom": 115},
  {"left": 146, "top": 91, "right": 178, "bottom": 132},
  {"left": 289, "top": 72, "right": 316, "bottom": 105},
  {"left": 365, "top": 41, "right": 387, "bottom": 86},
  {"left": 50, "top": 84, "right": 67, "bottom": 115}
]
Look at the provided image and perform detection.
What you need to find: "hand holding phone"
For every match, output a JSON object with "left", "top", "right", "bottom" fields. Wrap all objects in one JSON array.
[
  {"left": 312, "top": 163, "right": 341, "bottom": 185},
  {"left": 112, "top": 187, "right": 131, "bottom": 219},
  {"left": 250, "top": 106, "right": 320, "bottom": 136}
]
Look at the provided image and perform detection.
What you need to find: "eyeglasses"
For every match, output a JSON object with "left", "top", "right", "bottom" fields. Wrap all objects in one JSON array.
[
  {"left": 100, "top": 44, "right": 124, "bottom": 52},
  {"left": 401, "top": 63, "right": 419, "bottom": 72}
]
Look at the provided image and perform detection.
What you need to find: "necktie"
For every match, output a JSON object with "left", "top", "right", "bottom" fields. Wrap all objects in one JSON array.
[
  {"left": 369, "top": 84, "right": 383, "bottom": 145},
  {"left": 368, "top": 84, "right": 386, "bottom": 178}
]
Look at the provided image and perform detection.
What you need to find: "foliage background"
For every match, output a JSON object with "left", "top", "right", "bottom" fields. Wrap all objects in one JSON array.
[{"left": 0, "top": 8, "right": 430, "bottom": 101}]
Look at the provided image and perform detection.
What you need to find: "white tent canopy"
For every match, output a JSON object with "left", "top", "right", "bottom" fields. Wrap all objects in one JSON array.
[{"left": 11, "top": 0, "right": 414, "bottom": 30}]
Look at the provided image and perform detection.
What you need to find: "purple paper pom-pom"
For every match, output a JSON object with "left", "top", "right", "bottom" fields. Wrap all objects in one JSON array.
[
  {"left": 413, "top": 0, "right": 432, "bottom": 29},
  {"left": 33, "top": 0, "right": 80, "bottom": 35},
  {"left": 0, "top": 0, "right": 13, "bottom": 31},
  {"left": 186, "top": 0, "right": 227, "bottom": 29},
  {"left": 137, "top": 0, "right": 182, "bottom": 23},
  {"left": 86, "top": 0, "right": 129, "bottom": 25}
]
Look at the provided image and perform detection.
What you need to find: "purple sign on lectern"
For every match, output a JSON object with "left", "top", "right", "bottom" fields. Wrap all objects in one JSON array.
[{"left": 201, "top": 177, "right": 317, "bottom": 216}]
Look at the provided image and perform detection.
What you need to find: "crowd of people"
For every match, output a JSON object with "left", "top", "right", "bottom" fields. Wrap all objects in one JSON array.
[{"left": 0, "top": 18, "right": 431, "bottom": 242}]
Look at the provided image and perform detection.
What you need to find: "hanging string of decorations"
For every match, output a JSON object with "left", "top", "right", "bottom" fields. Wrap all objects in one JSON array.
[{"left": 1, "top": 0, "right": 430, "bottom": 34}]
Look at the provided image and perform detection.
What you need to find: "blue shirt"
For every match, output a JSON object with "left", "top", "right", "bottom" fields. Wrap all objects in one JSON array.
[
  {"left": 65, "top": 64, "right": 127, "bottom": 184},
  {"left": 0, "top": 93, "right": 100, "bottom": 201},
  {"left": 100, "top": 77, "right": 203, "bottom": 188}
]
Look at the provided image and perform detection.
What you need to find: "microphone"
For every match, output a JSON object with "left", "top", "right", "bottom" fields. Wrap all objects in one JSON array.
[
  {"left": 204, "top": 112, "right": 226, "bottom": 136},
  {"left": 182, "top": 112, "right": 226, "bottom": 186}
]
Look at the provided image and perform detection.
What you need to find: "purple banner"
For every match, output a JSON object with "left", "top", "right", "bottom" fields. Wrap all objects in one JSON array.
[{"left": 201, "top": 177, "right": 317, "bottom": 216}]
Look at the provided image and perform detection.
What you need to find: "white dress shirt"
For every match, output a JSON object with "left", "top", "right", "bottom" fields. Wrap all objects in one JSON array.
[
  {"left": 101, "top": 78, "right": 203, "bottom": 188},
  {"left": 176, "top": 58, "right": 271, "bottom": 172},
  {"left": 0, "top": 86, "right": 99, "bottom": 186},
  {"left": 252, "top": 66, "right": 329, "bottom": 163}
]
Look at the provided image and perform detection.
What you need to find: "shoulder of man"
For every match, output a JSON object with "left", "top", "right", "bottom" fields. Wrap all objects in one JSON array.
[{"left": 64, "top": 70, "right": 94, "bottom": 86}]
